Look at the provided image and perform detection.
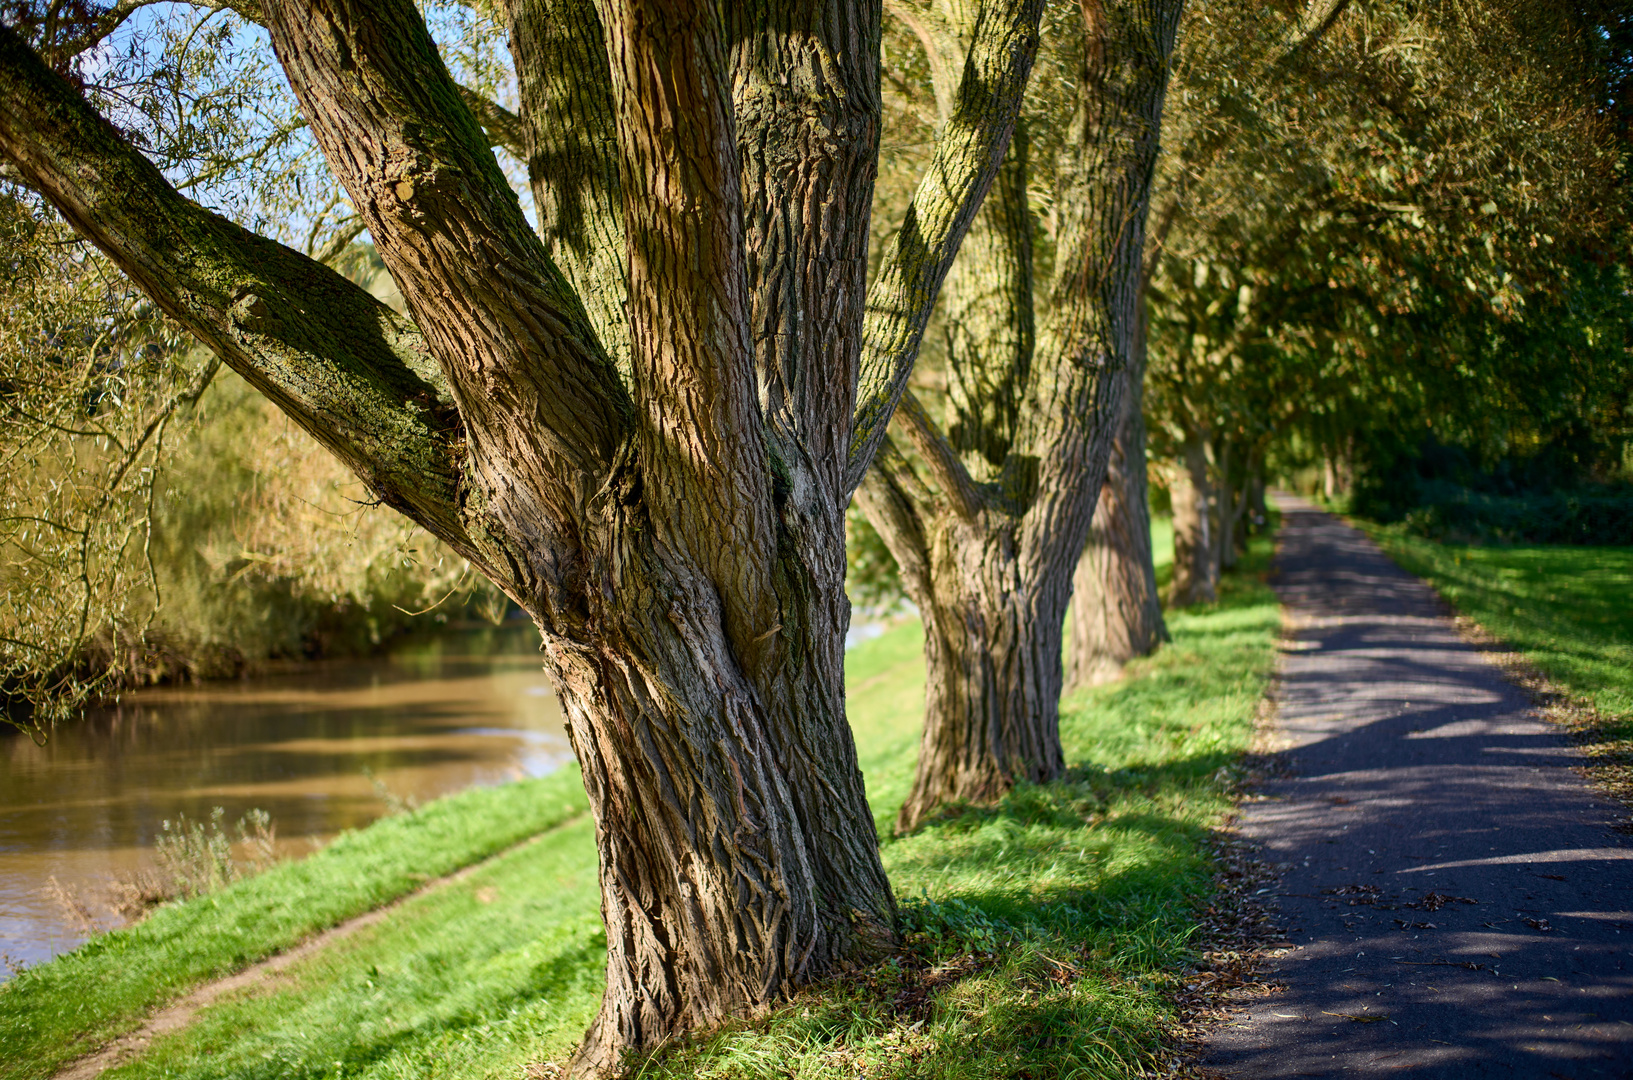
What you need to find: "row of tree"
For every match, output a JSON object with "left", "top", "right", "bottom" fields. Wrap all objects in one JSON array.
[{"left": 2, "top": 0, "right": 1627, "bottom": 1073}]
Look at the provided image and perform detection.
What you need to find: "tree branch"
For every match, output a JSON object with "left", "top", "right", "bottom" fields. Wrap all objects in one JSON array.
[
  {"left": 846, "top": 0, "right": 1045, "bottom": 497},
  {"left": 0, "top": 25, "right": 472, "bottom": 552},
  {"left": 596, "top": 0, "right": 783, "bottom": 660},
  {"left": 1010, "top": 0, "right": 1183, "bottom": 578},
  {"left": 310, "top": 216, "right": 366, "bottom": 265},
  {"left": 457, "top": 85, "right": 528, "bottom": 158},
  {"left": 893, "top": 391, "right": 983, "bottom": 520},
  {"left": 261, "top": 0, "right": 632, "bottom": 555},
  {"left": 1285, "top": 0, "right": 1350, "bottom": 61},
  {"left": 503, "top": 0, "right": 631, "bottom": 375},
  {"left": 852, "top": 434, "right": 934, "bottom": 601},
  {"left": 727, "top": 0, "right": 881, "bottom": 497}
]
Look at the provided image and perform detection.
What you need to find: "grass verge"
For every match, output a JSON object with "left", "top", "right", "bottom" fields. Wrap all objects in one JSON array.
[
  {"left": 1359, "top": 523, "right": 1633, "bottom": 812},
  {"left": 11, "top": 522, "right": 1281, "bottom": 1080}
]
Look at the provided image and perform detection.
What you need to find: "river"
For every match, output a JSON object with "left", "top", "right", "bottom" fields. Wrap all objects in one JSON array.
[{"left": 0, "top": 629, "right": 570, "bottom": 976}]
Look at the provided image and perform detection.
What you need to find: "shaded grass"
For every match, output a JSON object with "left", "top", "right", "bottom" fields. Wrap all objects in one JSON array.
[
  {"left": 14, "top": 520, "right": 1280, "bottom": 1080},
  {"left": 0, "top": 771, "right": 589, "bottom": 1080}
]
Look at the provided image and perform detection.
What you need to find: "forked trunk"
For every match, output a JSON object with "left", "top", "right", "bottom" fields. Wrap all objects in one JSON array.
[
  {"left": 1066, "top": 356, "right": 1166, "bottom": 688},
  {"left": 857, "top": 0, "right": 1183, "bottom": 829},
  {"left": 0, "top": 0, "right": 1050, "bottom": 1072},
  {"left": 1168, "top": 432, "right": 1218, "bottom": 605}
]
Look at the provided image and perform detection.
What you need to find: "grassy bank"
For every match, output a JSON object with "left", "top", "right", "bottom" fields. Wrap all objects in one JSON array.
[
  {"left": 6, "top": 526, "right": 1280, "bottom": 1080},
  {"left": 0, "top": 773, "right": 590, "bottom": 1080},
  {"left": 1360, "top": 524, "right": 1633, "bottom": 793}
]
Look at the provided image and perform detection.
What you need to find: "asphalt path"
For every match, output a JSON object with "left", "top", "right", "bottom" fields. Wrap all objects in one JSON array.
[{"left": 1202, "top": 496, "right": 1633, "bottom": 1078}]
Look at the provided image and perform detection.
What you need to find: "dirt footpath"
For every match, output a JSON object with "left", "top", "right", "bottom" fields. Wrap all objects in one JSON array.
[{"left": 1202, "top": 496, "right": 1633, "bottom": 1079}]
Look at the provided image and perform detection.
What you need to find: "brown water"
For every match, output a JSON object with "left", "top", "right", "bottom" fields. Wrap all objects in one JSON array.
[{"left": 0, "top": 631, "right": 569, "bottom": 976}]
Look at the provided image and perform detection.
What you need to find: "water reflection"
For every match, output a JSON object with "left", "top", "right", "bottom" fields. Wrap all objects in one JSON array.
[{"left": 0, "top": 628, "right": 569, "bottom": 974}]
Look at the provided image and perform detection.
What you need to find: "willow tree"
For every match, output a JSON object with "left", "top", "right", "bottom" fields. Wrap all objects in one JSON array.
[
  {"left": 855, "top": 0, "right": 1182, "bottom": 832},
  {"left": 1135, "top": 0, "right": 1622, "bottom": 604},
  {"left": 0, "top": 0, "right": 1043, "bottom": 1069},
  {"left": 1066, "top": 0, "right": 1353, "bottom": 657}
]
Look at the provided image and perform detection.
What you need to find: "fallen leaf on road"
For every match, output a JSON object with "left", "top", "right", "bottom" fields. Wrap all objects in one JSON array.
[
  {"left": 1326, "top": 883, "right": 1383, "bottom": 905},
  {"left": 1323, "top": 1011, "right": 1389, "bottom": 1023},
  {"left": 1409, "top": 891, "right": 1477, "bottom": 912},
  {"left": 1524, "top": 918, "right": 1552, "bottom": 932}
]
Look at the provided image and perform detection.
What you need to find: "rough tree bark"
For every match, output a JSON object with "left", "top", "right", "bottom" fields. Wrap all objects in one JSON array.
[
  {"left": 1167, "top": 428, "right": 1217, "bottom": 605},
  {"left": 0, "top": 1, "right": 1042, "bottom": 1071},
  {"left": 856, "top": 0, "right": 1184, "bottom": 833},
  {"left": 1065, "top": 340, "right": 1167, "bottom": 689}
]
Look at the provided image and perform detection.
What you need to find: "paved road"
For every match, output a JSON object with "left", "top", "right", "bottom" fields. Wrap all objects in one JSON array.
[{"left": 1202, "top": 497, "right": 1633, "bottom": 1079}]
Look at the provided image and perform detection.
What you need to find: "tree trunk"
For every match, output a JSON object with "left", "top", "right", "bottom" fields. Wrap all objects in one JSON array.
[
  {"left": 556, "top": 523, "right": 893, "bottom": 1074},
  {"left": 1214, "top": 437, "right": 1235, "bottom": 570},
  {"left": 1322, "top": 454, "right": 1341, "bottom": 500},
  {"left": 1249, "top": 469, "right": 1268, "bottom": 526},
  {"left": 858, "top": 461, "right": 1069, "bottom": 832},
  {"left": 908, "top": 515, "right": 1068, "bottom": 829},
  {"left": 1066, "top": 366, "right": 1167, "bottom": 688},
  {"left": 1217, "top": 446, "right": 1254, "bottom": 571},
  {"left": 1168, "top": 431, "right": 1218, "bottom": 605},
  {"left": 859, "top": 0, "right": 1184, "bottom": 832}
]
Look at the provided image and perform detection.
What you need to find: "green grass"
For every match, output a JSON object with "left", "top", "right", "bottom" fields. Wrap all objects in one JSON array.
[
  {"left": 1360, "top": 525, "right": 1633, "bottom": 724},
  {"left": 0, "top": 771, "right": 589, "bottom": 1080},
  {"left": 108, "top": 817, "right": 607, "bottom": 1080},
  {"left": 10, "top": 520, "right": 1280, "bottom": 1080}
]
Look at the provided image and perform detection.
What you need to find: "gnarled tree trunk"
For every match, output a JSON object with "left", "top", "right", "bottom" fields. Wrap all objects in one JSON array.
[
  {"left": 859, "top": 0, "right": 1184, "bottom": 833},
  {"left": 909, "top": 509, "right": 1068, "bottom": 821},
  {"left": 558, "top": 534, "right": 890, "bottom": 1072}
]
